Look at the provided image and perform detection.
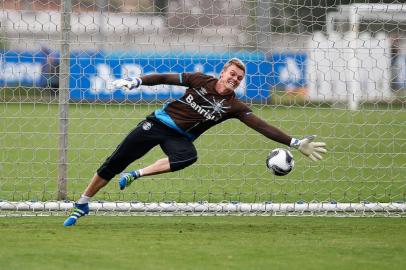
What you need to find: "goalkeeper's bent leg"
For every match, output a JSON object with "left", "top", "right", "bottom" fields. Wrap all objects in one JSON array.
[
  {"left": 119, "top": 170, "right": 142, "bottom": 190},
  {"left": 118, "top": 158, "right": 172, "bottom": 190}
]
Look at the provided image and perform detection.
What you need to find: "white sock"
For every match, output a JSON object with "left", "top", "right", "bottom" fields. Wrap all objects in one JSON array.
[
  {"left": 77, "top": 194, "right": 91, "bottom": 204},
  {"left": 138, "top": 169, "right": 144, "bottom": 177}
]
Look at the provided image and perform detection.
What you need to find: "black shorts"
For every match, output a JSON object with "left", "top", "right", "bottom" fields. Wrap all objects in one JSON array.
[{"left": 96, "top": 117, "right": 198, "bottom": 181}]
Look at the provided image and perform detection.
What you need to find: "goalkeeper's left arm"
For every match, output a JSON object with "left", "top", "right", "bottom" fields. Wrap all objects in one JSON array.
[
  {"left": 112, "top": 74, "right": 183, "bottom": 91},
  {"left": 239, "top": 112, "right": 327, "bottom": 161}
]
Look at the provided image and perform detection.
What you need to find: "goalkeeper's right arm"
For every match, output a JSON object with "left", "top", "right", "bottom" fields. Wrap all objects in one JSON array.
[
  {"left": 290, "top": 135, "right": 327, "bottom": 162},
  {"left": 240, "top": 113, "right": 327, "bottom": 162},
  {"left": 112, "top": 74, "right": 183, "bottom": 91}
]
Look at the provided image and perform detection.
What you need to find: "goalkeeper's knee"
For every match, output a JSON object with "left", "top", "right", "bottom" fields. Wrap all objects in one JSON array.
[{"left": 169, "top": 155, "right": 198, "bottom": 171}]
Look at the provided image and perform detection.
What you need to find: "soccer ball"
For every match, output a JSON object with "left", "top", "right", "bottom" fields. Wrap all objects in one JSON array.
[{"left": 266, "top": 148, "right": 295, "bottom": 176}]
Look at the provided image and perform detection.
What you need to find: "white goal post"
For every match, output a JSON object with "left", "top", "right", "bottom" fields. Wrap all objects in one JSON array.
[
  {"left": 0, "top": 1, "right": 405, "bottom": 217},
  {"left": 1, "top": 202, "right": 406, "bottom": 217}
]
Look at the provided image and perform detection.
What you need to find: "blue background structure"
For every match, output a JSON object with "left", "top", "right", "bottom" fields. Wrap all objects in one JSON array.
[{"left": 0, "top": 51, "right": 308, "bottom": 102}]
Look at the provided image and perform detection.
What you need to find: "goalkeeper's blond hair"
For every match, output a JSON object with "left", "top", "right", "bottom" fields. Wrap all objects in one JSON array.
[{"left": 223, "top": 58, "right": 246, "bottom": 74}]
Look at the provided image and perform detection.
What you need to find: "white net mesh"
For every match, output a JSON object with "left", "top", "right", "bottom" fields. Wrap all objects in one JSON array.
[{"left": 0, "top": 0, "right": 405, "bottom": 216}]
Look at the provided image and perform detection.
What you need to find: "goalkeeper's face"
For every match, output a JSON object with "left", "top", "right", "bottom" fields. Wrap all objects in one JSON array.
[{"left": 218, "top": 64, "right": 245, "bottom": 95}]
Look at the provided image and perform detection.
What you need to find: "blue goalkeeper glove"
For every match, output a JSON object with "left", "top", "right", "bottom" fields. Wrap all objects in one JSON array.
[
  {"left": 112, "top": 77, "right": 142, "bottom": 91},
  {"left": 290, "top": 135, "right": 327, "bottom": 162}
]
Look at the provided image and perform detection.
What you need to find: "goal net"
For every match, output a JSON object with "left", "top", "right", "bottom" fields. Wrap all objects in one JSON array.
[{"left": 0, "top": 0, "right": 405, "bottom": 217}]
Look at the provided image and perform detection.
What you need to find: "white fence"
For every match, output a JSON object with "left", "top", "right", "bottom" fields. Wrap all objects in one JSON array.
[{"left": 307, "top": 31, "right": 393, "bottom": 108}]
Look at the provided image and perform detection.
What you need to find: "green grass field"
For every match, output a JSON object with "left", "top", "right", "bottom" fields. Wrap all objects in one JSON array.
[
  {"left": 0, "top": 216, "right": 405, "bottom": 270},
  {"left": 0, "top": 99, "right": 405, "bottom": 203},
  {"left": 0, "top": 94, "right": 405, "bottom": 270}
]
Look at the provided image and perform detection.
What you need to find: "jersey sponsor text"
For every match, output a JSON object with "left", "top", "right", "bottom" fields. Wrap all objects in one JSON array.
[{"left": 185, "top": 94, "right": 215, "bottom": 120}]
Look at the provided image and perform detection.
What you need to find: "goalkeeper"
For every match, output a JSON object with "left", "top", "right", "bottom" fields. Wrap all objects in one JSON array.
[{"left": 64, "top": 58, "right": 327, "bottom": 226}]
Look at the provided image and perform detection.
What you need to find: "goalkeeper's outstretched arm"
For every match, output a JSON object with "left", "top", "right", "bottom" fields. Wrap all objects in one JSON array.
[
  {"left": 239, "top": 112, "right": 327, "bottom": 161},
  {"left": 141, "top": 74, "right": 183, "bottom": 86},
  {"left": 112, "top": 74, "right": 183, "bottom": 90},
  {"left": 239, "top": 112, "right": 292, "bottom": 145}
]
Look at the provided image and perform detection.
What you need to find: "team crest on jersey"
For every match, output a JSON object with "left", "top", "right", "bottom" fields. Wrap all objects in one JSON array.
[{"left": 142, "top": 121, "right": 152, "bottom": 130}]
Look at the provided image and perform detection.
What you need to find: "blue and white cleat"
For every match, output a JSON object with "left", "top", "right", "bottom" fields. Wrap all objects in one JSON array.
[
  {"left": 63, "top": 203, "right": 89, "bottom": 227},
  {"left": 118, "top": 170, "right": 139, "bottom": 190}
]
